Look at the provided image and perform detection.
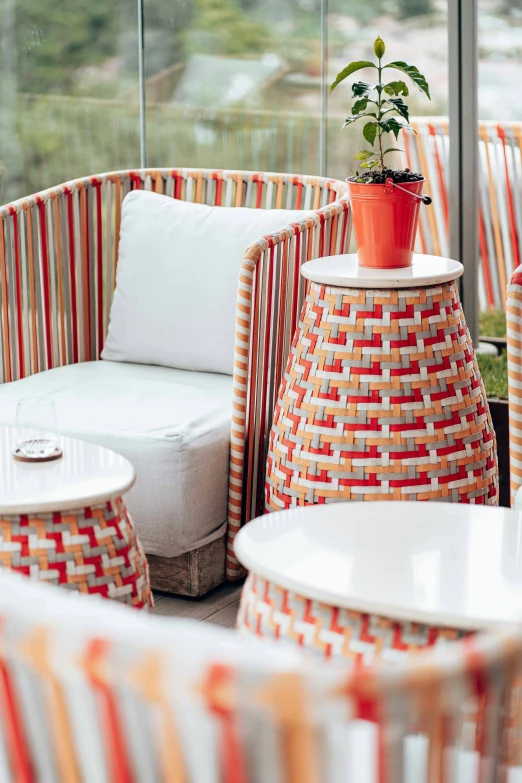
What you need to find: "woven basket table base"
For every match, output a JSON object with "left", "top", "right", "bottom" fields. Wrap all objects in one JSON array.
[
  {"left": 266, "top": 280, "right": 498, "bottom": 510},
  {"left": 0, "top": 496, "right": 152, "bottom": 610},
  {"left": 238, "top": 574, "right": 468, "bottom": 663}
]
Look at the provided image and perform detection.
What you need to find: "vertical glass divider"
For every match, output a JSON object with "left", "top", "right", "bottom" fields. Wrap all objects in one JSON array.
[
  {"left": 449, "top": 0, "right": 479, "bottom": 344},
  {"left": 320, "top": 0, "right": 328, "bottom": 177},
  {"left": 138, "top": 0, "right": 147, "bottom": 169}
]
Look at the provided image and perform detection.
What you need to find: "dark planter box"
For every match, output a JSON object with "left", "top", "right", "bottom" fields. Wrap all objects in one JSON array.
[{"left": 488, "top": 398, "right": 509, "bottom": 507}]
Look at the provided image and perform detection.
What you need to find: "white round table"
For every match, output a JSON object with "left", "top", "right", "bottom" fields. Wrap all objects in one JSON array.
[
  {"left": 265, "top": 253, "right": 498, "bottom": 511},
  {"left": 0, "top": 426, "right": 152, "bottom": 609},
  {"left": 300, "top": 253, "right": 463, "bottom": 288},
  {"left": 235, "top": 502, "right": 522, "bottom": 661}
]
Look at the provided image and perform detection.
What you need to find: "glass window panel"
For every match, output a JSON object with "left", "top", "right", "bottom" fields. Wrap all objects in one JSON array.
[
  {"left": 0, "top": 0, "right": 139, "bottom": 201},
  {"left": 144, "top": 0, "right": 322, "bottom": 174},
  {"left": 327, "top": 0, "right": 448, "bottom": 183}
]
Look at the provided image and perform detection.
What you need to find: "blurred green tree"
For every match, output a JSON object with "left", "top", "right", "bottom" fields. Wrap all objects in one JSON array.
[
  {"left": 185, "top": 0, "right": 271, "bottom": 55},
  {"left": 396, "top": 0, "right": 435, "bottom": 18},
  {"left": 14, "top": 0, "right": 120, "bottom": 93},
  {"left": 501, "top": 0, "right": 522, "bottom": 12}
]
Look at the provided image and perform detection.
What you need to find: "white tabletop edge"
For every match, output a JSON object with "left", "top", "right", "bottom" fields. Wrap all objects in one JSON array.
[
  {"left": 233, "top": 501, "right": 522, "bottom": 633},
  {"left": 0, "top": 481, "right": 136, "bottom": 515},
  {"left": 0, "top": 428, "right": 136, "bottom": 514},
  {"left": 234, "top": 538, "right": 511, "bottom": 632},
  {"left": 301, "top": 253, "right": 464, "bottom": 289}
]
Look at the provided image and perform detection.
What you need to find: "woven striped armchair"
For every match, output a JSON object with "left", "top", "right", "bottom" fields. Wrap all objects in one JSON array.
[
  {"left": 2, "top": 568, "right": 522, "bottom": 782},
  {"left": 0, "top": 168, "right": 350, "bottom": 585}
]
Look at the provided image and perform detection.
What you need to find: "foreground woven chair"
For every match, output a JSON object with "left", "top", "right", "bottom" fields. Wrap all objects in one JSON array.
[
  {"left": 0, "top": 569, "right": 521, "bottom": 782},
  {"left": 0, "top": 169, "right": 350, "bottom": 591}
]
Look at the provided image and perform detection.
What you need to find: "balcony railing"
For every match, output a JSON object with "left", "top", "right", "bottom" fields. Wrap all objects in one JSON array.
[{"left": 9, "top": 95, "right": 522, "bottom": 312}]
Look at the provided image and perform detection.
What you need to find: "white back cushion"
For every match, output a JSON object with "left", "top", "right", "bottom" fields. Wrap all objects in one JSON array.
[{"left": 102, "top": 190, "right": 311, "bottom": 375}]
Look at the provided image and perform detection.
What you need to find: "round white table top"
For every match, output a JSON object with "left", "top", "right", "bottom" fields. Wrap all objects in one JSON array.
[
  {"left": 301, "top": 254, "right": 463, "bottom": 288},
  {"left": 0, "top": 427, "right": 135, "bottom": 514},
  {"left": 234, "top": 502, "right": 522, "bottom": 631}
]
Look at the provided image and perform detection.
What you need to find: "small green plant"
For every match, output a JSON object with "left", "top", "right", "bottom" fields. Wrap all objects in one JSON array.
[{"left": 330, "top": 36, "right": 431, "bottom": 181}]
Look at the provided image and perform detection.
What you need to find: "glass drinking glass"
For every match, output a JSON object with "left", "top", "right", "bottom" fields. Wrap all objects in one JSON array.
[{"left": 15, "top": 397, "right": 58, "bottom": 458}]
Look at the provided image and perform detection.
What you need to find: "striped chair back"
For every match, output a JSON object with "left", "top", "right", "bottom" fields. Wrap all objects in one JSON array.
[
  {"left": 0, "top": 569, "right": 521, "bottom": 783},
  {"left": 405, "top": 118, "right": 522, "bottom": 313},
  {"left": 0, "top": 168, "right": 351, "bottom": 578}
]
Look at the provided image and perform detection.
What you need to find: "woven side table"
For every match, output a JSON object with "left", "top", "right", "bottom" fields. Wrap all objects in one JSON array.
[
  {"left": 0, "top": 427, "right": 152, "bottom": 610},
  {"left": 266, "top": 254, "right": 498, "bottom": 509},
  {"left": 234, "top": 502, "right": 521, "bottom": 663}
]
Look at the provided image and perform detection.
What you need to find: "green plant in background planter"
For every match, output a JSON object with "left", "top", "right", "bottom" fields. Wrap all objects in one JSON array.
[{"left": 330, "top": 35, "right": 432, "bottom": 269}]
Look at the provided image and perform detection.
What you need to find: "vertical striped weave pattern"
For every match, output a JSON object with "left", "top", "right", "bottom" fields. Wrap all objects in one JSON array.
[
  {"left": 507, "top": 265, "right": 522, "bottom": 503},
  {"left": 0, "top": 168, "right": 350, "bottom": 578},
  {"left": 237, "top": 573, "right": 467, "bottom": 663},
  {"left": 0, "top": 497, "right": 152, "bottom": 609},
  {"left": 405, "top": 119, "right": 522, "bottom": 312},
  {"left": 266, "top": 280, "right": 498, "bottom": 509},
  {"left": 0, "top": 569, "right": 522, "bottom": 780}
]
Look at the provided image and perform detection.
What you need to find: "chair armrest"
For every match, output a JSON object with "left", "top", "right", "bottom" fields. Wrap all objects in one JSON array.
[
  {"left": 507, "top": 265, "right": 522, "bottom": 504},
  {"left": 0, "top": 175, "right": 127, "bottom": 384},
  {"left": 226, "top": 197, "right": 351, "bottom": 576}
]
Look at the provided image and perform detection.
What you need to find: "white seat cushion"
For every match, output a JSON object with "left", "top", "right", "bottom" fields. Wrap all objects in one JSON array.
[
  {"left": 101, "top": 190, "right": 311, "bottom": 375},
  {"left": 0, "top": 361, "right": 232, "bottom": 557}
]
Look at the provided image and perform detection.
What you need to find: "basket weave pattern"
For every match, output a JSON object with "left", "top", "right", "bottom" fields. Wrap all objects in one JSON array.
[
  {"left": 238, "top": 573, "right": 467, "bottom": 662},
  {"left": 266, "top": 279, "right": 498, "bottom": 509},
  {"left": 0, "top": 496, "right": 152, "bottom": 609}
]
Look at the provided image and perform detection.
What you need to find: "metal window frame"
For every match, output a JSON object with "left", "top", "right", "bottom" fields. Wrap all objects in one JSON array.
[
  {"left": 449, "top": 0, "right": 479, "bottom": 343},
  {"left": 320, "top": 0, "right": 328, "bottom": 177},
  {"left": 138, "top": 0, "right": 147, "bottom": 169}
]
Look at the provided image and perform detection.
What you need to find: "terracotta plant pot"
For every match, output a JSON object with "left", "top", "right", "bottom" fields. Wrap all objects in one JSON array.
[{"left": 348, "top": 178, "right": 424, "bottom": 269}]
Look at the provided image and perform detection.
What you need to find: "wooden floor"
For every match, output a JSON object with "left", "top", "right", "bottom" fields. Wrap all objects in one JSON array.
[{"left": 152, "top": 581, "right": 243, "bottom": 628}]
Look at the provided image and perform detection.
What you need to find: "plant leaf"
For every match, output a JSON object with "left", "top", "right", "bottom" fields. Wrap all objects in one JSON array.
[
  {"left": 342, "top": 114, "right": 366, "bottom": 128},
  {"left": 363, "top": 121, "right": 378, "bottom": 146},
  {"left": 330, "top": 61, "right": 376, "bottom": 93},
  {"left": 361, "top": 160, "right": 379, "bottom": 169},
  {"left": 385, "top": 96, "right": 409, "bottom": 122},
  {"left": 383, "top": 80, "right": 409, "bottom": 96},
  {"left": 384, "top": 62, "right": 430, "bottom": 99},
  {"left": 374, "top": 35, "right": 385, "bottom": 59},
  {"left": 354, "top": 150, "right": 377, "bottom": 160},
  {"left": 352, "top": 98, "right": 369, "bottom": 114},
  {"left": 379, "top": 117, "right": 405, "bottom": 140},
  {"left": 352, "top": 81, "right": 372, "bottom": 97},
  {"left": 382, "top": 148, "right": 404, "bottom": 155}
]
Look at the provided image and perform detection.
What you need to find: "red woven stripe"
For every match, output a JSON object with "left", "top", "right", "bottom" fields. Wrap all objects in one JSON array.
[
  {"left": 213, "top": 171, "right": 223, "bottom": 206},
  {"left": 66, "top": 190, "right": 79, "bottom": 365},
  {"left": 173, "top": 171, "right": 182, "bottom": 200},
  {"left": 37, "top": 198, "right": 53, "bottom": 369},
  {"left": 86, "top": 639, "right": 134, "bottom": 783},
  {"left": 94, "top": 179, "right": 104, "bottom": 357},
  {"left": 0, "top": 657, "right": 33, "bottom": 783},
  {"left": 8, "top": 208, "right": 25, "bottom": 378},
  {"left": 82, "top": 188, "right": 92, "bottom": 361},
  {"left": 294, "top": 178, "right": 303, "bottom": 209},
  {"left": 290, "top": 231, "right": 302, "bottom": 340}
]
